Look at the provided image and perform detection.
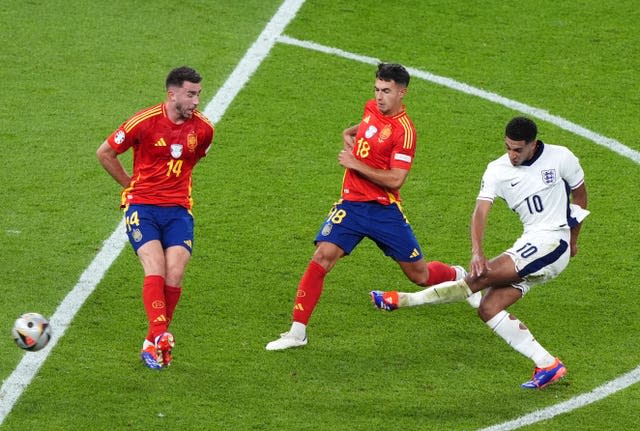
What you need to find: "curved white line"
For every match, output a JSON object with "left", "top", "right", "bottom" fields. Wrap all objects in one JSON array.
[
  {"left": 277, "top": 35, "right": 640, "bottom": 164},
  {"left": 478, "top": 365, "right": 640, "bottom": 431},
  {"left": 276, "top": 34, "right": 640, "bottom": 430}
]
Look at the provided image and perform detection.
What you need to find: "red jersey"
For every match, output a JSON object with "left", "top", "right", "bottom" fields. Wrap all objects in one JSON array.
[
  {"left": 341, "top": 99, "right": 416, "bottom": 205},
  {"left": 107, "top": 103, "right": 214, "bottom": 209}
]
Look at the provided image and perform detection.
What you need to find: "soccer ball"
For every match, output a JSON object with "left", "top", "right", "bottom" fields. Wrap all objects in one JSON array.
[{"left": 11, "top": 312, "right": 52, "bottom": 352}]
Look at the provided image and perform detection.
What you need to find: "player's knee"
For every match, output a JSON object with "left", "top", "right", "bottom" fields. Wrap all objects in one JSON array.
[{"left": 311, "top": 244, "right": 342, "bottom": 270}]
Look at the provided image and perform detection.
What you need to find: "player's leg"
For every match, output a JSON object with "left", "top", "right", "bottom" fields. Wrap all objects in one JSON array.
[
  {"left": 163, "top": 245, "right": 191, "bottom": 323},
  {"left": 479, "top": 239, "right": 569, "bottom": 389},
  {"left": 137, "top": 241, "right": 169, "bottom": 337},
  {"left": 124, "top": 205, "right": 167, "bottom": 368},
  {"left": 370, "top": 250, "right": 519, "bottom": 310},
  {"left": 265, "top": 241, "right": 344, "bottom": 351},
  {"left": 266, "top": 201, "right": 361, "bottom": 351},
  {"left": 481, "top": 286, "right": 564, "bottom": 388},
  {"left": 154, "top": 207, "right": 194, "bottom": 366},
  {"left": 365, "top": 202, "right": 480, "bottom": 307},
  {"left": 135, "top": 239, "right": 167, "bottom": 369}
]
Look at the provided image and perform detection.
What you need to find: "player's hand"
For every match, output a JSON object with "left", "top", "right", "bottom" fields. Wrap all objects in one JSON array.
[
  {"left": 338, "top": 149, "right": 357, "bottom": 169},
  {"left": 343, "top": 134, "right": 355, "bottom": 151},
  {"left": 470, "top": 253, "right": 490, "bottom": 278}
]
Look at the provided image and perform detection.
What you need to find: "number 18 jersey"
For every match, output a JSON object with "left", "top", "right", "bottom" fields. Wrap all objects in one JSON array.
[{"left": 341, "top": 99, "right": 417, "bottom": 205}]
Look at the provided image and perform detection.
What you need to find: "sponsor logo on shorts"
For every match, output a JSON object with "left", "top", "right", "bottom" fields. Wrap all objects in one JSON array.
[{"left": 321, "top": 223, "right": 333, "bottom": 236}]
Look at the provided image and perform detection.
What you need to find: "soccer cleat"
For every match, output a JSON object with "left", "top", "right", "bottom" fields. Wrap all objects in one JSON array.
[
  {"left": 453, "top": 265, "right": 467, "bottom": 281},
  {"left": 265, "top": 332, "right": 308, "bottom": 351},
  {"left": 370, "top": 290, "right": 398, "bottom": 311},
  {"left": 521, "top": 358, "right": 567, "bottom": 389},
  {"left": 454, "top": 265, "right": 482, "bottom": 309},
  {"left": 140, "top": 344, "right": 163, "bottom": 370},
  {"left": 155, "top": 332, "right": 175, "bottom": 367}
]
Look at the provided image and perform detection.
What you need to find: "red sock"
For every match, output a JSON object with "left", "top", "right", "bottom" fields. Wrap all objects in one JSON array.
[
  {"left": 165, "top": 285, "right": 182, "bottom": 327},
  {"left": 426, "top": 261, "right": 456, "bottom": 285},
  {"left": 142, "top": 275, "right": 168, "bottom": 341},
  {"left": 292, "top": 261, "right": 327, "bottom": 325}
]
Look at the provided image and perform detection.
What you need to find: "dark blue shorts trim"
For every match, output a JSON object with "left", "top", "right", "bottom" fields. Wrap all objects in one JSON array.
[{"left": 517, "top": 239, "right": 568, "bottom": 278}]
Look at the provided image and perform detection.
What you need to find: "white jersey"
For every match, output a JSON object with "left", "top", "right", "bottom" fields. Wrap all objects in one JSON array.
[{"left": 477, "top": 142, "right": 587, "bottom": 234}]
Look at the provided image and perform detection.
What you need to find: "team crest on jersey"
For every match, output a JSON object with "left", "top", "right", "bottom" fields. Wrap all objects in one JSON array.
[
  {"left": 365, "top": 125, "right": 377, "bottom": 139},
  {"left": 187, "top": 132, "right": 198, "bottom": 152},
  {"left": 541, "top": 169, "right": 556, "bottom": 185},
  {"left": 114, "top": 129, "right": 125, "bottom": 145},
  {"left": 378, "top": 124, "right": 392, "bottom": 143},
  {"left": 170, "top": 144, "right": 183, "bottom": 159}
]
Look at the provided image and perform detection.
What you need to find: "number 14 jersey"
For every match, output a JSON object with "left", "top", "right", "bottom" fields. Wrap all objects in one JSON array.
[{"left": 107, "top": 103, "right": 215, "bottom": 209}]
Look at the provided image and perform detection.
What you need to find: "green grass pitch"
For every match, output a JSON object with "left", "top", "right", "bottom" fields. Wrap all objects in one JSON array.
[{"left": 1, "top": 1, "right": 638, "bottom": 430}]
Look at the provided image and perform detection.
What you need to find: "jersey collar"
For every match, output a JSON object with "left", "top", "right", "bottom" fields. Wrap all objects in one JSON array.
[{"left": 521, "top": 140, "right": 545, "bottom": 166}]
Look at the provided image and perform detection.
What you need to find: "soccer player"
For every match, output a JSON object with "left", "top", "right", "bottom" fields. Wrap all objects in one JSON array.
[
  {"left": 371, "top": 117, "right": 589, "bottom": 389},
  {"left": 266, "top": 63, "right": 479, "bottom": 351},
  {"left": 96, "top": 66, "right": 214, "bottom": 369}
]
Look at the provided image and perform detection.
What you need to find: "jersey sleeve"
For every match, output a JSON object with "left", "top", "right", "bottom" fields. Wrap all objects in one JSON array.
[
  {"left": 106, "top": 123, "right": 136, "bottom": 154},
  {"left": 389, "top": 117, "right": 416, "bottom": 170},
  {"left": 559, "top": 147, "right": 584, "bottom": 189},
  {"left": 477, "top": 163, "right": 499, "bottom": 202}
]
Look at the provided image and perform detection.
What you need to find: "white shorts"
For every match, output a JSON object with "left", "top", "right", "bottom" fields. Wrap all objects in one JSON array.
[{"left": 505, "top": 230, "right": 571, "bottom": 295}]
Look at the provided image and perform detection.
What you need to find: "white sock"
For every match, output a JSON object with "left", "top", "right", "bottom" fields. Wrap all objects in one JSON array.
[
  {"left": 399, "top": 279, "right": 472, "bottom": 307},
  {"left": 486, "top": 310, "right": 555, "bottom": 368},
  {"left": 289, "top": 321, "right": 307, "bottom": 339}
]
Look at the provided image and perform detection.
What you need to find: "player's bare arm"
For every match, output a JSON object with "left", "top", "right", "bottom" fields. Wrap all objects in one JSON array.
[
  {"left": 569, "top": 182, "right": 588, "bottom": 257},
  {"left": 342, "top": 124, "right": 358, "bottom": 151},
  {"left": 338, "top": 149, "right": 409, "bottom": 190},
  {"left": 469, "top": 199, "right": 492, "bottom": 277},
  {"left": 96, "top": 140, "right": 131, "bottom": 188}
]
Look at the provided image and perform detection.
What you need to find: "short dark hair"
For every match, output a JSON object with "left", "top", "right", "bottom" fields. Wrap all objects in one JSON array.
[
  {"left": 376, "top": 63, "right": 410, "bottom": 88},
  {"left": 165, "top": 66, "right": 202, "bottom": 89},
  {"left": 505, "top": 116, "right": 537, "bottom": 143}
]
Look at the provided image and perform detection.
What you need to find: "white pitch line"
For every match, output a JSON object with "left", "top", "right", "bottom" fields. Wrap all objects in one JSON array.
[
  {"left": 276, "top": 34, "right": 640, "bottom": 430},
  {"left": 0, "top": 0, "right": 306, "bottom": 425},
  {"left": 277, "top": 35, "right": 640, "bottom": 165},
  {"left": 478, "top": 365, "right": 640, "bottom": 431}
]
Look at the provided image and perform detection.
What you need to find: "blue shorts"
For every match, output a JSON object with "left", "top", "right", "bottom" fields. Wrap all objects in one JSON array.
[
  {"left": 123, "top": 204, "right": 194, "bottom": 254},
  {"left": 314, "top": 200, "right": 423, "bottom": 262}
]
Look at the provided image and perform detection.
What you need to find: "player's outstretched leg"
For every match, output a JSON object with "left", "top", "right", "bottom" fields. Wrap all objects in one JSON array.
[{"left": 521, "top": 357, "right": 567, "bottom": 389}]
